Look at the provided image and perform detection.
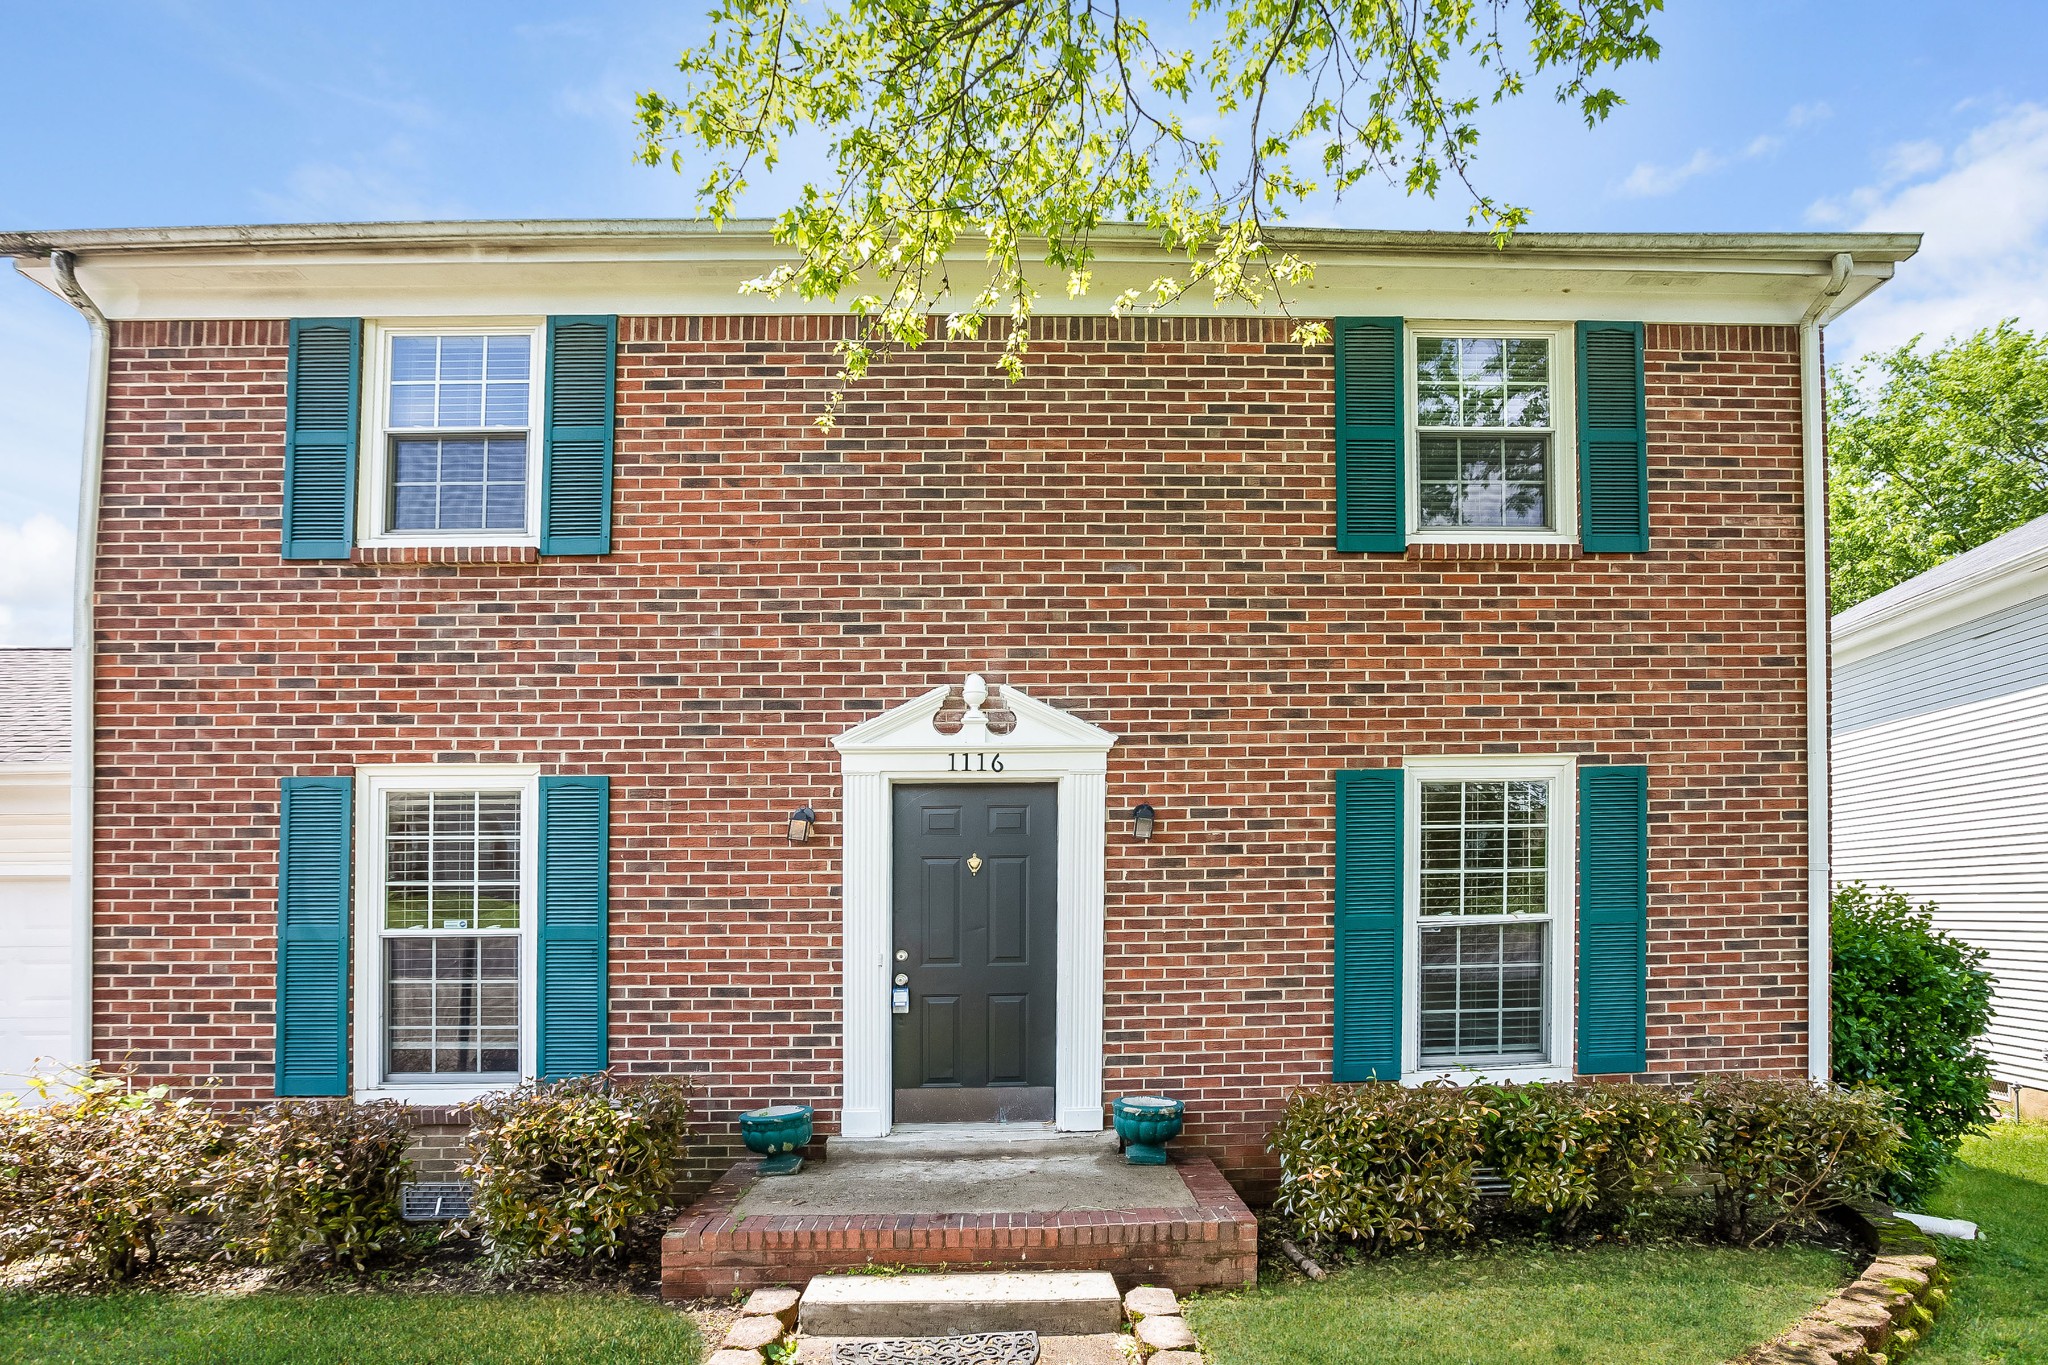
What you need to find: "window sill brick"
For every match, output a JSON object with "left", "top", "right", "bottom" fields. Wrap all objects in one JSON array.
[
  {"left": 352, "top": 545, "right": 542, "bottom": 566},
  {"left": 1405, "top": 542, "right": 1583, "bottom": 561}
]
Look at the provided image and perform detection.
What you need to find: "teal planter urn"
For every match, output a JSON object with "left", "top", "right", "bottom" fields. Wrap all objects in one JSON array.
[
  {"left": 738, "top": 1104, "right": 813, "bottom": 1176},
  {"left": 1112, "top": 1095, "right": 1185, "bottom": 1166}
]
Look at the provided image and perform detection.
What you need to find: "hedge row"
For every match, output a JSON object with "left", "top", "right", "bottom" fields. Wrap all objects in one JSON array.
[
  {"left": 0, "top": 1069, "right": 690, "bottom": 1280},
  {"left": 1270, "top": 1076, "right": 1902, "bottom": 1251}
]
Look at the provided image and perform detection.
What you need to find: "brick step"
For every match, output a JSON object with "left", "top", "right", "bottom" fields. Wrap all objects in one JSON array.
[
  {"left": 661, "top": 1156, "right": 1258, "bottom": 1301},
  {"left": 798, "top": 1271, "right": 1122, "bottom": 1336}
]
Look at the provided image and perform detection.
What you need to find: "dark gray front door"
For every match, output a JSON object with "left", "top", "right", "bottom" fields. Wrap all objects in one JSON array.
[{"left": 892, "top": 784, "right": 1058, "bottom": 1124}]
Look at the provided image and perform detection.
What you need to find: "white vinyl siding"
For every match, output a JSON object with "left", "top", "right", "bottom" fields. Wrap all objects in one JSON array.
[
  {"left": 0, "top": 766, "right": 72, "bottom": 1099},
  {"left": 1834, "top": 591, "right": 2048, "bottom": 1093}
]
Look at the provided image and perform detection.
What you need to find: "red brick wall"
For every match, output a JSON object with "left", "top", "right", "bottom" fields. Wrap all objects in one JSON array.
[{"left": 90, "top": 315, "right": 1812, "bottom": 1189}]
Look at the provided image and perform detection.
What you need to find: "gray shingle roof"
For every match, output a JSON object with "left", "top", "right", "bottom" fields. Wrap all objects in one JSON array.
[
  {"left": 0, "top": 649, "right": 70, "bottom": 764},
  {"left": 1834, "top": 511, "right": 2048, "bottom": 635}
]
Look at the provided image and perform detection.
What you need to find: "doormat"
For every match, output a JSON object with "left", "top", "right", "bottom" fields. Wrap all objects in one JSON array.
[{"left": 830, "top": 1332, "right": 1040, "bottom": 1363}]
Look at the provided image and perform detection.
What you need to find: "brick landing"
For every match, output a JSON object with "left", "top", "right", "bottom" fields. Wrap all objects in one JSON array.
[{"left": 661, "top": 1157, "right": 1258, "bottom": 1300}]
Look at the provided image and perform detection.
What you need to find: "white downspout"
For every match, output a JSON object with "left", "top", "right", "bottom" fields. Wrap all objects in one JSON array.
[
  {"left": 49, "top": 250, "right": 107, "bottom": 1071},
  {"left": 1800, "top": 251, "right": 1852, "bottom": 1083}
]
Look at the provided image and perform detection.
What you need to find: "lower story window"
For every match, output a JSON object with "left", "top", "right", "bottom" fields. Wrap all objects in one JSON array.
[
  {"left": 1413, "top": 773, "right": 1564, "bottom": 1071},
  {"left": 377, "top": 786, "right": 529, "bottom": 1084}
]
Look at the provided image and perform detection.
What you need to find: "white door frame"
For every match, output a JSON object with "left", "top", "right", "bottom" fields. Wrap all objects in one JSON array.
[{"left": 833, "top": 675, "right": 1116, "bottom": 1136}]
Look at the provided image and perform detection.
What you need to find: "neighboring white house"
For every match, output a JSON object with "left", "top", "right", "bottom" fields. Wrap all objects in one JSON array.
[
  {"left": 1834, "top": 513, "right": 2048, "bottom": 1111},
  {"left": 0, "top": 647, "right": 72, "bottom": 1096}
]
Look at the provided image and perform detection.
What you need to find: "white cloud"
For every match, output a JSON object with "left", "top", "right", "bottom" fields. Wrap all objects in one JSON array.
[
  {"left": 1825, "top": 105, "right": 2048, "bottom": 358},
  {"left": 253, "top": 137, "right": 466, "bottom": 222},
  {"left": 1615, "top": 107, "right": 1808, "bottom": 198},
  {"left": 0, "top": 515, "right": 73, "bottom": 647}
]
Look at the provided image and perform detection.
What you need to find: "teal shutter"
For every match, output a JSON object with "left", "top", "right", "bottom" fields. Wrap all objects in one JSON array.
[
  {"left": 538, "top": 775, "right": 610, "bottom": 1079},
  {"left": 1333, "top": 769, "right": 1404, "bottom": 1080},
  {"left": 1577, "top": 321, "right": 1649, "bottom": 553},
  {"left": 540, "top": 316, "right": 618, "bottom": 556},
  {"left": 282, "top": 319, "right": 361, "bottom": 559},
  {"left": 1578, "top": 763, "right": 1650, "bottom": 1074},
  {"left": 276, "top": 777, "right": 351, "bottom": 1096},
  {"left": 1333, "top": 317, "right": 1405, "bottom": 553}
]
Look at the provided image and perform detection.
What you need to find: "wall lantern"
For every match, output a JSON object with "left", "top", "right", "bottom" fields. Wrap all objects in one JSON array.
[
  {"left": 787, "top": 805, "right": 817, "bottom": 845},
  {"left": 1132, "top": 803, "right": 1156, "bottom": 841}
]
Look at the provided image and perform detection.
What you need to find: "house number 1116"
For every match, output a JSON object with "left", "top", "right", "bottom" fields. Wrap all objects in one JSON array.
[{"left": 947, "top": 752, "right": 1004, "bottom": 772}]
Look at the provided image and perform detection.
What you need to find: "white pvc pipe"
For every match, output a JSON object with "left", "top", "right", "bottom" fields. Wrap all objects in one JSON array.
[{"left": 49, "top": 251, "right": 106, "bottom": 1070}]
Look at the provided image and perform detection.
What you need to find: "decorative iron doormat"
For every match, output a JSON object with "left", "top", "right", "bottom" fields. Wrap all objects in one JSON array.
[{"left": 831, "top": 1332, "right": 1040, "bottom": 1364}]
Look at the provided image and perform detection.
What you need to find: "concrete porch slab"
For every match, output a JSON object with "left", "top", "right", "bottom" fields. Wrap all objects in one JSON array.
[
  {"left": 736, "top": 1148, "right": 1194, "bottom": 1218},
  {"left": 662, "top": 1154, "right": 1256, "bottom": 1300},
  {"left": 798, "top": 1271, "right": 1122, "bottom": 1336},
  {"left": 792, "top": 1336, "right": 1134, "bottom": 1365}
]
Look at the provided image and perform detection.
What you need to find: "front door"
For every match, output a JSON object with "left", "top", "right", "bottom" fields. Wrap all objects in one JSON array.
[{"left": 891, "top": 784, "right": 1059, "bottom": 1124}]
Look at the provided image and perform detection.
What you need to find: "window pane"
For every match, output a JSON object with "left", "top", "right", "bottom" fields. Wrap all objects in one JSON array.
[
  {"left": 384, "top": 933, "right": 520, "bottom": 1078},
  {"left": 484, "top": 382, "right": 529, "bottom": 427},
  {"left": 391, "top": 336, "right": 438, "bottom": 383},
  {"left": 1414, "top": 778, "right": 1550, "bottom": 918},
  {"left": 486, "top": 334, "right": 531, "bottom": 379},
  {"left": 389, "top": 384, "right": 437, "bottom": 428},
  {"left": 439, "top": 335, "right": 485, "bottom": 381},
  {"left": 386, "top": 434, "right": 529, "bottom": 536},
  {"left": 1418, "top": 923, "right": 1548, "bottom": 1065},
  {"left": 382, "top": 790, "right": 523, "bottom": 930},
  {"left": 436, "top": 383, "right": 484, "bottom": 428}
]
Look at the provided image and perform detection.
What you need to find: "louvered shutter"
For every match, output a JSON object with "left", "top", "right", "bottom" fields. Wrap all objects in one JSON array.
[
  {"left": 1333, "top": 768, "right": 1403, "bottom": 1080},
  {"left": 276, "top": 777, "right": 352, "bottom": 1096},
  {"left": 282, "top": 319, "right": 361, "bottom": 559},
  {"left": 540, "top": 316, "right": 618, "bottom": 556},
  {"left": 1578, "top": 763, "right": 1649, "bottom": 1074},
  {"left": 1333, "top": 317, "right": 1406, "bottom": 553},
  {"left": 1577, "top": 322, "right": 1649, "bottom": 553},
  {"left": 537, "top": 775, "right": 610, "bottom": 1079}
]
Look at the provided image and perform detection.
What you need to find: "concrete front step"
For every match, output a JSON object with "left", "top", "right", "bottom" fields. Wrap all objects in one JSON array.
[{"left": 799, "top": 1271, "right": 1123, "bottom": 1337}]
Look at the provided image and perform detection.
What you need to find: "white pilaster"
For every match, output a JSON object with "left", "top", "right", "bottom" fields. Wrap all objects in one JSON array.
[
  {"left": 839, "top": 769, "right": 892, "bottom": 1138},
  {"left": 1056, "top": 768, "right": 1108, "bottom": 1131}
]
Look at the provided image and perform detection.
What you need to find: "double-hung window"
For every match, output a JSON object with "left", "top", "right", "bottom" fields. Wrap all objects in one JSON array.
[
  {"left": 1409, "top": 327, "right": 1576, "bottom": 542},
  {"left": 354, "top": 768, "right": 538, "bottom": 1100},
  {"left": 362, "top": 325, "right": 544, "bottom": 546},
  {"left": 1404, "top": 756, "right": 1575, "bottom": 1083}
]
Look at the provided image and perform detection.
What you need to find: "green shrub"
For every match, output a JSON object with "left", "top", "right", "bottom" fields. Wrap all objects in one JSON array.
[
  {"left": 0, "top": 1067, "right": 225, "bottom": 1279},
  {"left": 1476, "top": 1081, "right": 1700, "bottom": 1232},
  {"left": 211, "top": 1100, "right": 411, "bottom": 1269},
  {"left": 1831, "top": 882, "right": 1996, "bottom": 1206},
  {"left": 462, "top": 1073, "right": 691, "bottom": 1263},
  {"left": 1693, "top": 1075, "right": 1901, "bottom": 1244},
  {"left": 1269, "top": 1081, "right": 1484, "bottom": 1252}
]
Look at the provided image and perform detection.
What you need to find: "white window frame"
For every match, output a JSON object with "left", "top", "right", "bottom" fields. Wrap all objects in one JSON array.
[
  {"left": 357, "top": 320, "right": 546, "bottom": 549},
  {"left": 352, "top": 765, "right": 541, "bottom": 1104},
  {"left": 1405, "top": 322, "right": 1578, "bottom": 546},
  {"left": 1401, "top": 753, "right": 1576, "bottom": 1086}
]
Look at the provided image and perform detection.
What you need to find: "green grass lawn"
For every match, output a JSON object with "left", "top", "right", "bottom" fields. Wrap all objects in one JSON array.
[
  {"left": 1187, "top": 1241, "right": 1849, "bottom": 1365},
  {"left": 0, "top": 1291, "right": 702, "bottom": 1365},
  {"left": 1918, "top": 1119, "right": 2048, "bottom": 1364}
]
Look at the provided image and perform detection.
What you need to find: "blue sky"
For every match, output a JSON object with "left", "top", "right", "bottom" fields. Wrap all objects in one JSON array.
[{"left": 4, "top": 0, "right": 2047, "bottom": 644}]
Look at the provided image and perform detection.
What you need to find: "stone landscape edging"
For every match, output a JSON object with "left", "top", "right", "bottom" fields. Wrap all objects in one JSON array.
[{"left": 1737, "top": 1200, "right": 1952, "bottom": 1365}]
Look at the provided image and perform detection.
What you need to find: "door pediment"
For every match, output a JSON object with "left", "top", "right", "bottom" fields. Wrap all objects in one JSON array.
[{"left": 833, "top": 674, "right": 1116, "bottom": 774}]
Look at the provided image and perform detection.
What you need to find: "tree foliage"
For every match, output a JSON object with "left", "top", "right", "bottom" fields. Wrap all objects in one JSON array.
[
  {"left": 1829, "top": 321, "right": 2048, "bottom": 613},
  {"left": 636, "top": 0, "right": 1663, "bottom": 414},
  {"left": 1831, "top": 883, "right": 1995, "bottom": 1208}
]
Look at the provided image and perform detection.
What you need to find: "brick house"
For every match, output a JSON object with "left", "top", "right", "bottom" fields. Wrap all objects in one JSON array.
[{"left": 1, "top": 221, "right": 1916, "bottom": 1189}]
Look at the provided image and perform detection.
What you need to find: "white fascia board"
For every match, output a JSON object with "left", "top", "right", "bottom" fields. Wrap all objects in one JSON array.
[
  {"left": 1834, "top": 549, "right": 2048, "bottom": 667},
  {"left": 5, "top": 225, "right": 1912, "bottom": 325}
]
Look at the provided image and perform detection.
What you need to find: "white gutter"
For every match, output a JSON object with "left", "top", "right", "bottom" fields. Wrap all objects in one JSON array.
[
  {"left": 48, "top": 250, "right": 106, "bottom": 1070},
  {"left": 1800, "top": 251, "right": 1853, "bottom": 1083}
]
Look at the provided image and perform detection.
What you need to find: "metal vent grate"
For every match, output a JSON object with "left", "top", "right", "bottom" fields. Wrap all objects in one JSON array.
[{"left": 401, "top": 1181, "right": 474, "bottom": 1222}]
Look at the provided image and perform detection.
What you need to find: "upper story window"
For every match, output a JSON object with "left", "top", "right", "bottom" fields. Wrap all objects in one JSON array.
[
  {"left": 1409, "top": 327, "right": 1576, "bottom": 543},
  {"left": 362, "top": 325, "right": 544, "bottom": 547}
]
